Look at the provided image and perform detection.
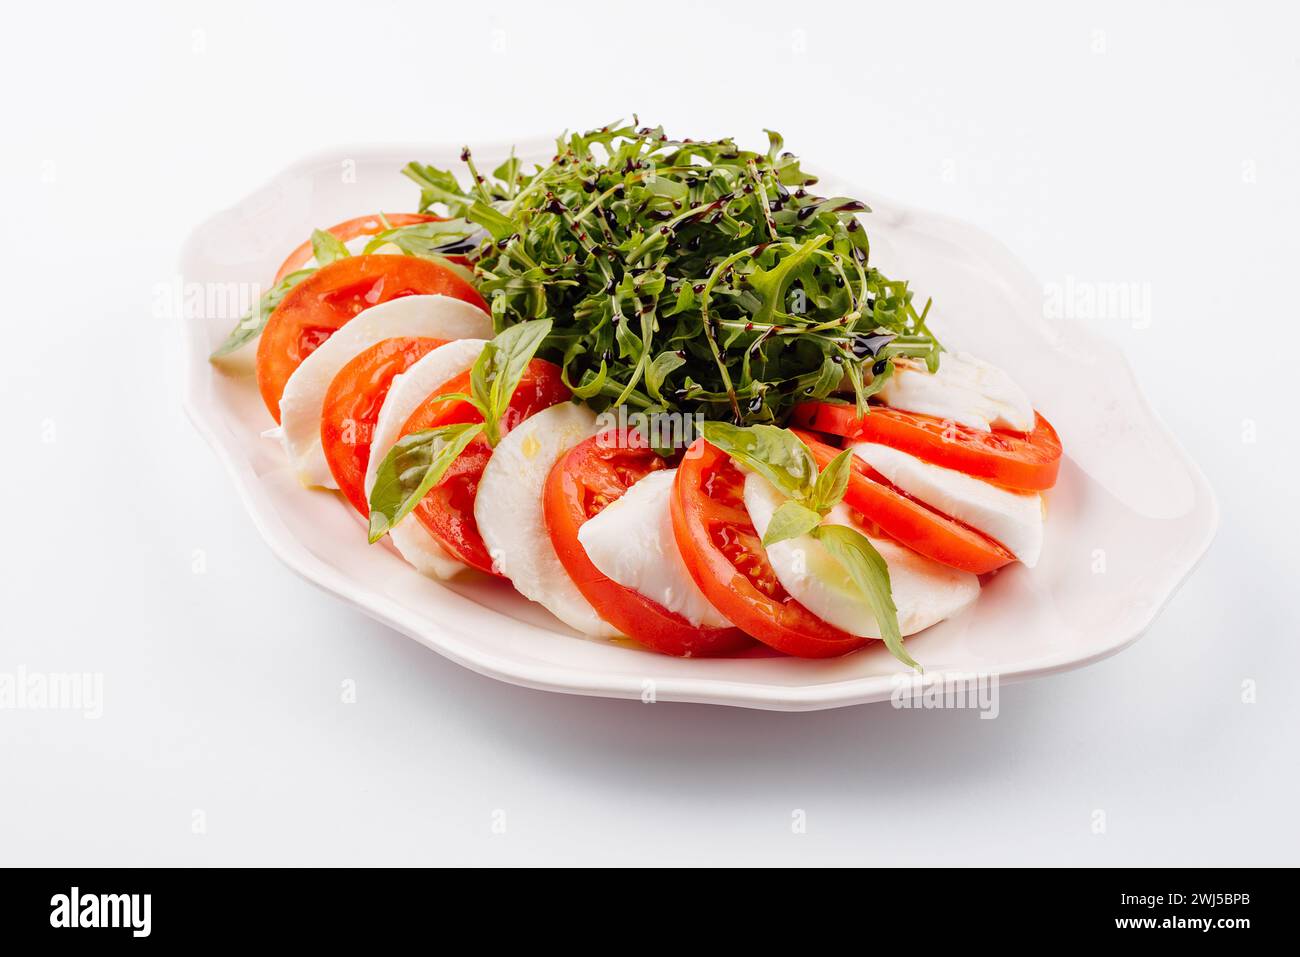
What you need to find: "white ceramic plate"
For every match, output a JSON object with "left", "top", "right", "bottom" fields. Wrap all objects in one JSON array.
[{"left": 181, "top": 142, "right": 1217, "bottom": 711}]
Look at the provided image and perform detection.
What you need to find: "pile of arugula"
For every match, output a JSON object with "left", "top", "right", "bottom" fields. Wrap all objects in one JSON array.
[{"left": 392, "top": 120, "right": 941, "bottom": 426}]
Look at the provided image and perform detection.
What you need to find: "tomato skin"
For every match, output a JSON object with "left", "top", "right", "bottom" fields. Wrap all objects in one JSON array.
[
  {"left": 791, "top": 402, "right": 1062, "bottom": 492},
  {"left": 256, "top": 255, "right": 488, "bottom": 422},
  {"left": 543, "top": 431, "right": 753, "bottom": 658},
  {"left": 320, "top": 336, "right": 447, "bottom": 517},
  {"left": 793, "top": 430, "right": 1015, "bottom": 574},
  {"left": 671, "top": 440, "right": 868, "bottom": 659},
  {"left": 399, "top": 360, "right": 571, "bottom": 576},
  {"left": 274, "top": 213, "right": 442, "bottom": 284}
]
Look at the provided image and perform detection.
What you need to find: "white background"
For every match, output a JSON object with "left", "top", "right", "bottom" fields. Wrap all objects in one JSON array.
[{"left": 2, "top": 0, "right": 1296, "bottom": 866}]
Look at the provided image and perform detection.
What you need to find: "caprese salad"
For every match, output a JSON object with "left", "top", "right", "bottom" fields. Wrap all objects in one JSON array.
[{"left": 212, "top": 122, "right": 1062, "bottom": 667}]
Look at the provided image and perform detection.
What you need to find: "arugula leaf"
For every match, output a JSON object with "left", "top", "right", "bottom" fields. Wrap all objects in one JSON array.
[
  {"left": 645, "top": 351, "right": 686, "bottom": 402},
  {"left": 613, "top": 309, "right": 656, "bottom": 406},
  {"left": 567, "top": 359, "right": 608, "bottom": 400},
  {"left": 466, "top": 201, "right": 515, "bottom": 241},
  {"left": 700, "top": 422, "right": 817, "bottom": 501},
  {"left": 761, "top": 500, "right": 823, "bottom": 547},
  {"left": 402, "top": 162, "right": 475, "bottom": 216},
  {"left": 858, "top": 358, "right": 894, "bottom": 402},
  {"left": 469, "top": 318, "right": 553, "bottom": 446},
  {"left": 310, "top": 228, "right": 350, "bottom": 266},
  {"left": 366, "top": 422, "right": 484, "bottom": 542},
  {"left": 492, "top": 152, "right": 522, "bottom": 197},
  {"left": 762, "top": 129, "right": 784, "bottom": 159},
  {"left": 814, "top": 523, "right": 916, "bottom": 671},
  {"left": 746, "top": 234, "right": 829, "bottom": 326},
  {"left": 209, "top": 268, "right": 312, "bottom": 358}
]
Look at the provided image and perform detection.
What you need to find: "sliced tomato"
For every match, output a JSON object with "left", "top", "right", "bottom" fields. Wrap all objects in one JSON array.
[
  {"left": 256, "top": 255, "right": 488, "bottom": 422},
  {"left": 670, "top": 440, "right": 868, "bottom": 659},
  {"left": 320, "top": 336, "right": 447, "bottom": 517},
  {"left": 543, "top": 431, "right": 752, "bottom": 658},
  {"left": 793, "top": 429, "right": 1015, "bottom": 574},
  {"left": 273, "top": 213, "right": 443, "bottom": 284},
  {"left": 398, "top": 360, "right": 570, "bottom": 576},
  {"left": 791, "top": 402, "right": 1062, "bottom": 492}
]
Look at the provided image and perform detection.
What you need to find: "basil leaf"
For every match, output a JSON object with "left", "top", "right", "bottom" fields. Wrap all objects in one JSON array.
[
  {"left": 811, "top": 448, "right": 853, "bottom": 513},
  {"left": 310, "top": 228, "right": 350, "bottom": 266},
  {"left": 209, "top": 268, "right": 312, "bottom": 358},
  {"left": 362, "top": 219, "right": 482, "bottom": 266},
  {"left": 700, "top": 422, "right": 817, "bottom": 501},
  {"left": 470, "top": 318, "right": 554, "bottom": 446},
  {"left": 415, "top": 253, "right": 477, "bottom": 286},
  {"left": 761, "top": 500, "right": 823, "bottom": 548},
  {"left": 367, "top": 422, "right": 484, "bottom": 543},
  {"left": 814, "top": 524, "right": 916, "bottom": 671}
]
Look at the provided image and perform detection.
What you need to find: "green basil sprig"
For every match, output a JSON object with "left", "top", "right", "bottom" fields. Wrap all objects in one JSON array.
[
  {"left": 310, "top": 227, "right": 351, "bottom": 266},
  {"left": 366, "top": 318, "right": 553, "bottom": 543},
  {"left": 360, "top": 219, "right": 481, "bottom": 281},
  {"left": 701, "top": 422, "right": 915, "bottom": 670},
  {"left": 209, "top": 267, "right": 313, "bottom": 359},
  {"left": 210, "top": 228, "right": 352, "bottom": 359}
]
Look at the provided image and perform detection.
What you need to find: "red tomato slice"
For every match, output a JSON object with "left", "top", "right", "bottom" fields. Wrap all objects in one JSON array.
[
  {"left": 791, "top": 402, "right": 1062, "bottom": 492},
  {"left": 320, "top": 336, "right": 447, "bottom": 517},
  {"left": 543, "top": 430, "right": 753, "bottom": 658},
  {"left": 256, "top": 255, "right": 488, "bottom": 422},
  {"left": 670, "top": 440, "right": 868, "bottom": 659},
  {"left": 273, "top": 213, "right": 443, "bottom": 284},
  {"left": 793, "top": 430, "right": 1015, "bottom": 574},
  {"left": 399, "top": 360, "right": 571, "bottom": 576}
]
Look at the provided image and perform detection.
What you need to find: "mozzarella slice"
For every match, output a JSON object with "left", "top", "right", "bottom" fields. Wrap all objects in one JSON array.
[
  {"left": 852, "top": 441, "right": 1044, "bottom": 567},
  {"left": 388, "top": 521, "right": 464, "bottom": 581},
  {"left": 277, "top": 294, "right": 492, "bottom": 488},
  {"left": 743, "top": 474, "right": 979, "bottom": 637},
  {"left": 475, "top": 404, "right": 618, "bottom": 638},
  {"left": 577, "top": 469, "right": 731, "bottom": 628},
  {"left": 364, "top": 339, "right": 487, "bottom": 498},
  {"left": 365, "top": 338, "right": 488, "bottom": 580},
  {"left": 879, "top": 352, "right": 1034, "bottom": 432}
]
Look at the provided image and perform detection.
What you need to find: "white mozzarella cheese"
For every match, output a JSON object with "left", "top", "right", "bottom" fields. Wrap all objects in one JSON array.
[
  {"left": 576, "top": 469, "right": 731, "bottom": 628},
  {"left": 474, "top": 404, "right": 618, "bottom": 638},
  {"left": 388, "top": 521, "right": 466, "bottom": 581},
  {"left": 276, "top": 294, "right": 492, "bottom": 488},
  {"left": 852, "top": 441, "right": 1044, "bottom": 567},
  {"left": 879, "top": 352, "right": 1034, "bottom": 432},
  {"left": 364, "top": 338, "right": 487, "bottom": 580},
  {"left": 364, "top": 339, "right": 487, "bottom": 498},
  {"left": 743, "top": 474, "right": 979, "bottom": 638}
]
